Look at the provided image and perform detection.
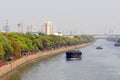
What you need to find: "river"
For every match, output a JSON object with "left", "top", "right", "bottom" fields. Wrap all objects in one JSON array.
[{"left": 1, "top": 39, "right": 120, "bottom": 80}]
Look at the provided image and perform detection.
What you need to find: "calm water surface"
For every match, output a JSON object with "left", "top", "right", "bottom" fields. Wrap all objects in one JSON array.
[{"left": 1, "top": 39, "right": 120, "bottom": 80}]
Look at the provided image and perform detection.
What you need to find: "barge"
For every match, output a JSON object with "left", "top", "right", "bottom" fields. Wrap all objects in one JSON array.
[{"left": 65, "top": 50, "right": 82, "bottom": 60}]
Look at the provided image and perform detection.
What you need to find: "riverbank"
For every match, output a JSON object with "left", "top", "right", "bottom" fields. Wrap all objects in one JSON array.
[{"left": 0, "top": 43, "right": 92, "bottom": 78}]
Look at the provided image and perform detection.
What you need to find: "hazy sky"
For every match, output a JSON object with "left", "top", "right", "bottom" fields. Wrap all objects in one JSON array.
[{"left": 0, "top": 0, "right": 120, "bottom": 34}]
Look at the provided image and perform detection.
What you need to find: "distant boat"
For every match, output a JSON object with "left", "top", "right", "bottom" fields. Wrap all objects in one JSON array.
[
  {"left": 114, "top": 43, "right": 120, "bottom": 47},
  {"left": 65, "top": 50, "right": 82, "bottom": 60},
  {"left": 96, "top": 46, "right": 103, "bottom": 49}
]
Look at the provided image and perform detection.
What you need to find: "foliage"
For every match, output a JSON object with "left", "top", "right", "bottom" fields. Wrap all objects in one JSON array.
[{"left": 0, "top": 32, "right": 94, "bottom": 62}]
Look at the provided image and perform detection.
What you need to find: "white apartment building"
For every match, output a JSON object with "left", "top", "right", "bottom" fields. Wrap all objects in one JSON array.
[{"left": 42, "top": 20, "right": 53, "bottom": 35}]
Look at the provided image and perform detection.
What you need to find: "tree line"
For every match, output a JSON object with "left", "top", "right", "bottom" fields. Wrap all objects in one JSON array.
[{"left": 0, "top": 32, "right": 94, "bottom": 62}]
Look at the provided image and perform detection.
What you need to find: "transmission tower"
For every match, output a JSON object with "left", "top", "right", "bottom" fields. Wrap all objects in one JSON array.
[
  {"left": 3, "top": 20, "right": 9, "bottom": 33},
  {"left": 27, "top": 24, "right": 33, "bottom": 33},
  {"left": 17, "top": 23, "right": 23, "bottom": 33}
]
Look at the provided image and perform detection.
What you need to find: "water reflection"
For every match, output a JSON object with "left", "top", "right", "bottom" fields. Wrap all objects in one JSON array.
[{"left": 66, "top": 56, "right": 82, "bottom": 61}]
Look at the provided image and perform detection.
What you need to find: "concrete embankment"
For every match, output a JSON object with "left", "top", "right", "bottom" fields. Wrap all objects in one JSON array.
[{"left": 0, "top": 43, "right": 92, "bottom": 78}]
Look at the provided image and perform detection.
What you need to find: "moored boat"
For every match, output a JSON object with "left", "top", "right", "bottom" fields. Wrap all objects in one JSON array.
[
  {"left": 96, "top": 46, "right": 103, "bottom": 49},
  {"left": 65, "top": 50, "right": 82, "bottom": 60},
  {"left": 114, "top": 43, "right": 120, "bottom": 47}
]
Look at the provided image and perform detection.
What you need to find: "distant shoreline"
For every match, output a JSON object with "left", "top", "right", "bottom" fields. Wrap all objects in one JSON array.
[{"left": 0, "top": 42, "right": 92, "bottom": 78}]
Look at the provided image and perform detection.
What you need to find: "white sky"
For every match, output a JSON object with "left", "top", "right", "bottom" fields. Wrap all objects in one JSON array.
[{"left": 0, "top": 0, "right": 120, "bottom": 34}]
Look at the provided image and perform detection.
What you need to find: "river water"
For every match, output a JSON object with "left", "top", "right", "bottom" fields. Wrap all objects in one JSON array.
[{"left": 1, "top": 39, "right": 120, "bottom": 80}]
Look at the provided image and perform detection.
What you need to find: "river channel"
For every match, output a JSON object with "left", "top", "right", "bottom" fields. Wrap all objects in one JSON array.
[{"left": 1, "top": 39, "right": 120, "bottom": 80}]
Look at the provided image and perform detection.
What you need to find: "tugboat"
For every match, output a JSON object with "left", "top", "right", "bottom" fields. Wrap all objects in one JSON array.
[
  {"left": 96, "top": 46, "right": 103, "bottom": 49},
  {"left": 65, "top": 50, "right": 82, "bottom": 60}
]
